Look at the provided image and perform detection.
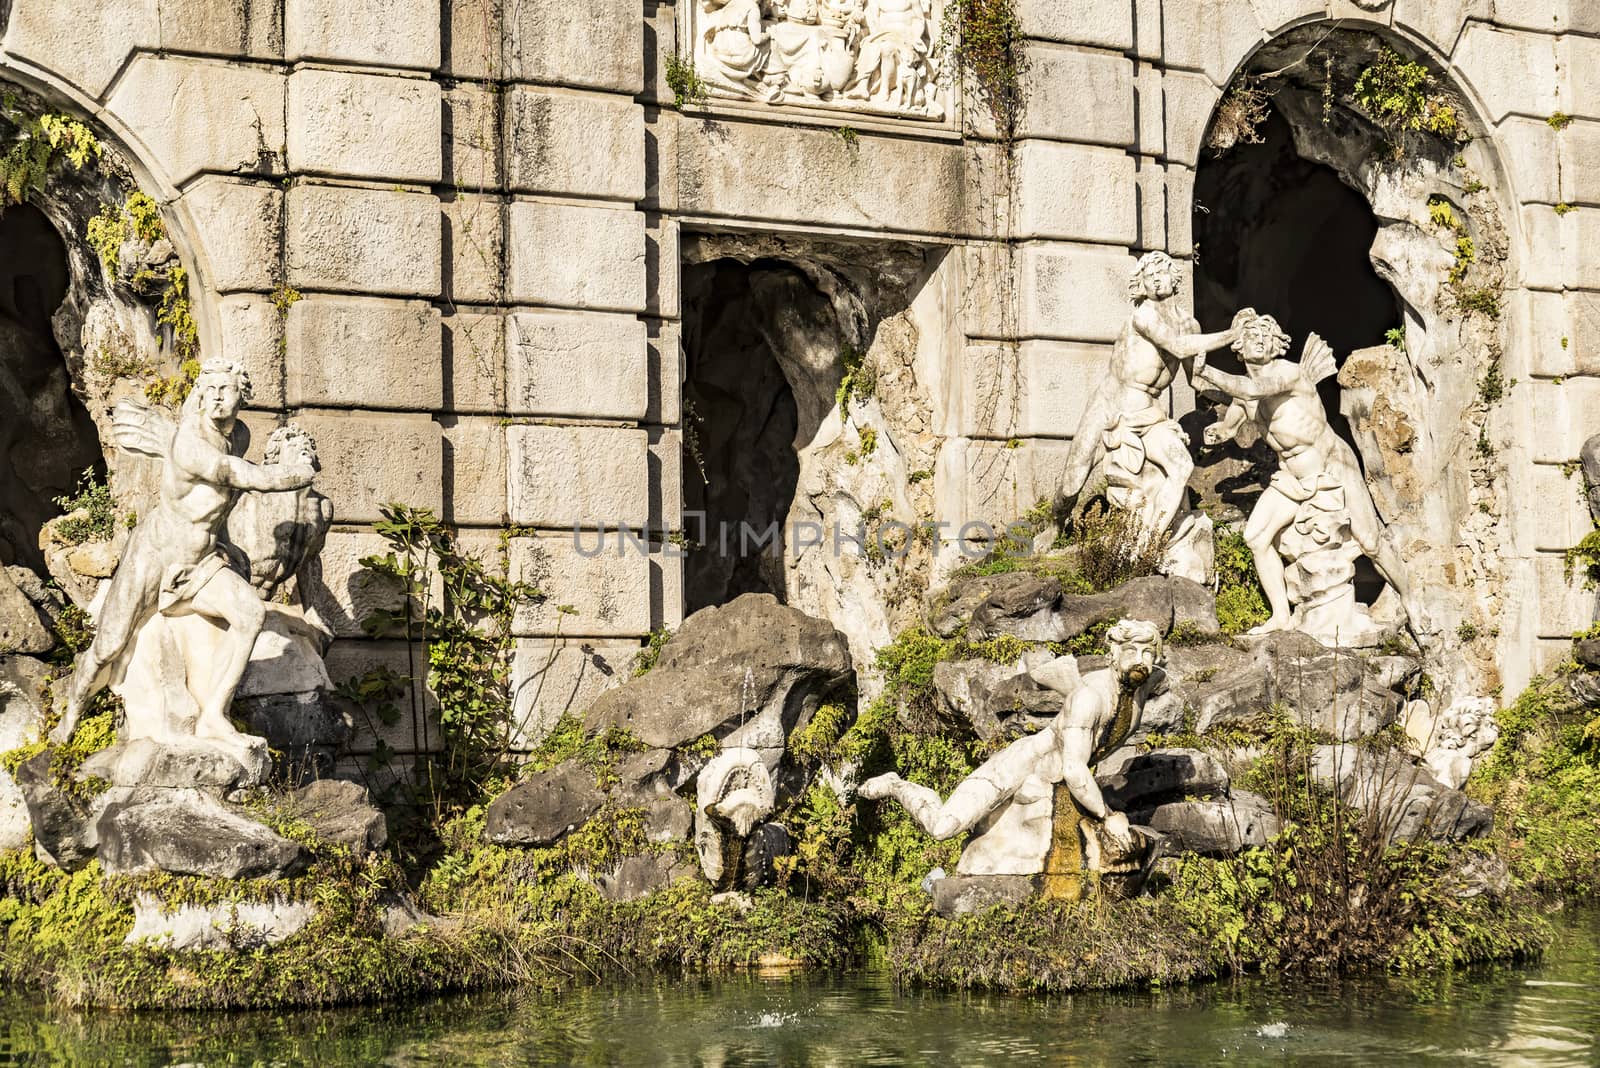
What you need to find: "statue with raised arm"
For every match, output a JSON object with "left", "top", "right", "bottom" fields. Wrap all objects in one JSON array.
[
  {"left": 859, "top": 620, "right": 1164, "bottom": 889},
  {"left": 1196, "top": 313, "right": 1420, "bottom": 645},
  {"left": 52, "top": 360, "right": 316, "bottom": 758},
  {"left": 1056, "top": 252, "right": 1247, "bottom": 545}
]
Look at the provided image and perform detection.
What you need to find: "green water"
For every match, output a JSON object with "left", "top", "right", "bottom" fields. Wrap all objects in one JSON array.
[{"left": 1, "top": 907, "right": 1596, "bottom": 1066}]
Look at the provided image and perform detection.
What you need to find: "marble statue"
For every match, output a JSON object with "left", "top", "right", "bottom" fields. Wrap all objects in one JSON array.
[
  {"left": 1057, "top": 251, "right": 1245, "bottom": 555},
  {"left": 1196, "top": 312, "right": 1418, "bottom": 645},
  {"left": 1421, "top": 697, "right": 1498, "bottom": 790},
  {"left": 50, "top": 360, "right": 317, "bottom": 778},
  {"left": 859, "top": 619, "right": 1164, "bottom": 889},
  {"left": 692, "top": 0, "right": 946, "bottom": 119},
  {"left": 694, "top": 746, "right": 777, "bottom": 889},
  {"left": 225, "top": 424, "right": 333, "bottom": 609}
]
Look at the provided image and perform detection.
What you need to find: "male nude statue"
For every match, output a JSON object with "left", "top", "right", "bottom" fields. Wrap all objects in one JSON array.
[
  {"left": 859, "top": 619, "right": 1165, "bottom": 864},
  {"left": 51, "top": 360, "right": 317, "bottom": 745},
  {"left": 1195, "top": 313, "right": 1419, "bottom": 634},
  {"left": 1057, "top": 252, "right": 1248, "bottom": 541}
]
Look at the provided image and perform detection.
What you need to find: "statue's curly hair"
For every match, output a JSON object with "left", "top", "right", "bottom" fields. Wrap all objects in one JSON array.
[
  {"left": 1106, "top": 617, "right": 1163, "bottom": 653},
  {"left": 195, "top": 358, "right": 255, "bottom": 404},
  {"left": 264, "top": 423, "right": 318, "bottom": 466},
  {"left": 1231, "top": 312, "right": 1291, "bottom": 361},
  {"left": 1127, "top": 251, "right": 1181, "bottom": 303}
]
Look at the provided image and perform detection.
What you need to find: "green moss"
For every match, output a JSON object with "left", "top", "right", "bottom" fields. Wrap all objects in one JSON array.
[
  {"left": 835, "top": 345, "right": 875, "bottom": 414},
  {"left": 1353, "top": 48, "right": 1464, "bottom": 150}
]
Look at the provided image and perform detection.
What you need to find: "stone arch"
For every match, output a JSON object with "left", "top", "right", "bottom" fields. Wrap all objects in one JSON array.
[{"left": 1188, "top": 21, "right": 1518, "bottom": 703}]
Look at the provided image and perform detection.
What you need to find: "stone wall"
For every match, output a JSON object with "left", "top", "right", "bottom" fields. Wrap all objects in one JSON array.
[{"left": 0, "top": 0, "right": 1592, "bottom": 747}]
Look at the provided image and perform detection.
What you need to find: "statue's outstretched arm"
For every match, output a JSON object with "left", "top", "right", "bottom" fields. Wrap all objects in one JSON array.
[
  {"left": 1195, "top": 362, "right": 1296, "bottom": 402},
  {"left": 1135, "top": 308, "right": 1240, "bottom": 360},
  {"left": 1056, "top": 722, "right": 1111, "bottom": 819},
  {"left": 210, "top": 454, "right": 316, "bottom": 494}
]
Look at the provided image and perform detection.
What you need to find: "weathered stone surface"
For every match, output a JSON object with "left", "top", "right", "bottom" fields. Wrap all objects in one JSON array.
[
  {"left": 961, "top": 340, "right": 1106, "bottom": 440},
  {"left": 931, "top": 570, "right": 1040, "bottom": 638},
  {"left": 504, "top": 0, "right": 644, "bottom": 93},
  {"left": 445, "top": 313, "right": 506, "bottom": 412},
  {"left": 1309, "top": 745, "right": 1494, "bottom": 844},
  {"left": 1014, "top": 141, "right": 1138, "bottom": 244},
  {"left": 156, "top": 0, "right": 281, "bottom": 58},
  {"left": 739, "top": 822, "right": 791, "bottom": 890},
  {"left": 1014, "top": 0, "right": 1132, "bottom": 48},
  {"left": 1003, "top": 44, "right": 1136, "bottom": 146},
  {"left": 291, "top": 412, "right": 442, "bottom": 525},
  {"left": 932, "top": 658, "right": 1019, "bottom": 739},
  {"left": 286, "top": 779, "right": 387, "bottom": 858},
  {"left": 444, "top": 84, "right": 503, "bottom": 190},
  {"left": 96, "top": 790, "right": 309, "bottom": 879},
  {"left": 1053, "top": 577, "right": 1180, "bottom": 643},
  {"left": 1169, "top": 577, "right": 1221, "bottom": 638},
  {"left": 0, "top": 569, "right": 52, "bottom": 655},
  {"left": 506, "top": 88, "right": 643, "bottom": 201},
  {"left": 126, "top": 895, "right": 315, "bottom": 950},
  {"left": 507, "top": 201, "right": 646, "bottom": 312},
  {"left": 182, "top": 178, "right": 282, "bottom": 292},
  {"left": 0, "top": 657, "right": 48, "bottom": 849},
  {"left": 1098, "top": 748, "right": 1231, "bottom": 811},
  {"left": 968, "top": 573, "right": 1066, "bottom": 642},
  {"left": 82, "top": 737, "right": 270, "bottom": 791},
  {"left": 14, "top": 750, "right": 96, "bottom": 868},
  {"left": 287, "top": 185, "right": 442, "bottom": 298},
  {"left": 1017, "top": 243, "right": 1139, "bottom": 342},
  {"left": 286, "top": 296, "right": 442, "bottom": 410},
  {"left": 1452, "top": 23, "right": 1561, "bottom": 125},
  {"left": 506, "top": 425, "right": 649, "bottom": 528},
  {"left": 593, "top": 852, "right": 698, "bottom": 903},
  {"left": 1192, "top": 632, "right": 1418, "bottom": 740},
  {"left": 1134, "top": 793, "right": 1278, "bottom": 855},
  {"left": 238, "top": 692, "right": 350, "bottom": 783},
  {"left": 930, "top": 873, "right": 1038, "bottom": 918},
  {"left": 285, "top": 0, "right": 439, "bottom": 69},
  {"left": 325, "top": 640, "right": 441, "bottom": 755},
  {"left": 287, "top": 69, "right": 442, "bottom": 184},
  {"left": 2, "top": 0, "right": 153, "bottom": 99},
  {"left": 443, "top": 195, "right": 505, "bottom": 305},
  {"left": 484, "top": 760, "right": 605, "bottom": 846},
  {"left": 584, "top": 594, "right": 852, "bottom": 750},
  {"left": 1160, "top": 0, "right": 1264, "bottom": 86},
  {"left": 108, "top": 56, "right": 285, "bottom": 186},
  {"left": 507, "top": 534, "right": 651, "bottom": 638},
  {"left": 505, "top": 311, "right": 648, "bottom": 420},
  {"left": 442, "top": 416, "right": 507, "bottom": 526}
]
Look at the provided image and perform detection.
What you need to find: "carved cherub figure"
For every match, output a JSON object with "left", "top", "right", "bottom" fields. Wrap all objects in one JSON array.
[
  {"left": 1196, "top": 313, "right": 1420, "bottom": 636},
  {"left": 859, "top": 619, "right": 1165, "bottom": 869},
  {"left": 1057, "top": 252, "right": 1247, "bottom": 544},
  {"left": 51, "top": 361, "right": 316, "bottom": 745},
  {"left": 225, "top": 423, "right": 333, "bottom": 612}
]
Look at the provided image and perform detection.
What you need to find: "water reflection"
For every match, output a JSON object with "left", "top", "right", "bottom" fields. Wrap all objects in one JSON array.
[{"left": 0, "top": 909, "right": 1593, "bottom": 1067}]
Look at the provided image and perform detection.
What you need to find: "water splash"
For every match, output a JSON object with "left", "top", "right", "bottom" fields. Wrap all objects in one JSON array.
[{"left": 1256, "top": 1022, "right": 1290, "bottom": 1039}]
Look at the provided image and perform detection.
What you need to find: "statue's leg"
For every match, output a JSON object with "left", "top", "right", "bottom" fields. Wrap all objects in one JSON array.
[
  {"left": 1142, "top": 422, "right": 1195, "bottom": 541},
  {"left": 1058, "top": 392, "right": 1113, "bottom": 507},
  {"left": 53, "top": 565, "right": 158, "bottom": 743},
  {"left": 1340, "top": 458, "right": 1426, "bottom": 634},
  {"left": 182, "top": 567, "right": 266, "bottom": 736},
  {"left": 860, "top": 732, "right": 1048, "bottom": 839},
  {"left": 1243, "top": 488, "right": 1299, "bottom": 631}
]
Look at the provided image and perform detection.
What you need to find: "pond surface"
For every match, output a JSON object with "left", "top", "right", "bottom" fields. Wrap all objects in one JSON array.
[{"left": 1, "top": 907, "right": 1596, "bottom": 1066}]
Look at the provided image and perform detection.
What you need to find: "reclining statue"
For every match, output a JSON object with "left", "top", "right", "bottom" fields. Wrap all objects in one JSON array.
[
  {"left": 1196, "top": 312, "right": 1420, "bottom": 644},
  {"left": 52, "top": 360, "right": 317, "bottom": 754},
  {"left": 859, "top": 619, "right": 1165, "bottom": 883}
]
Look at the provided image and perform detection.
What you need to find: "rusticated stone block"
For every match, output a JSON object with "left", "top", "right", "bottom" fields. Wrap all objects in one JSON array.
[
  {"left": 505, "top": 87, "right": 644, "bottom": 202},
  {"left": 504, "top": 0, "right": 644, "bottom": 93},
  {"left": 508, "top": 534, "right": 652, "bottom": 638},
  {"left": 285, "top": 0, "right": 439, "bottom": 69},
  {"left": 505, "top": 311, "right": 648, "bottom": 420},
  {"left": 287, "top": 69, "right": 441, "bottom": 184},
  {"left": 286, "top": 295, "right": 442, "bottom": 410},
  {"left": 1014, "top": 141, "right": 1138, "bottom": 244},
  {"left": 444, "top": 313, "right": 506, "bottom": 413},
  {"left": 445, "top": 84, "right": 503, "bottom": 190},
  {"left": 325, "top": 640, "right": 441, "bottom": 754},
  {"left": 181, "top": 177, "right": 282, "bottom": 292},
  {"left": 302, "top": 528, "right": 437, "bottom": 640},
  {"left": 215, "top": 294, "right": 285, "bottom": 410},
  {"left": 108, "top": 57, "right": 285, "bottom": 186},
  {"left": 1452, "top": 23, "right": 1562, "bottom": 124},
  {"left": 506, "top": 425, "right": 649, "bottom": 528},
  {"left": 156, "top": 0, "right": 282, "bottom": 59},
  {"left": 2, "top": 0, "right": 154, "bottom": 99},
  {"left": 1160, "top": 0, "right": 1264, "bottom": 86},
  {"left": 287, "top": 184, "right": 441, "bottom": 298},
  {"left": 1020, "top": 243, "right": 1139, "bottom": 343},
  {"left": 507, "top": 201, "right": 646, "bottom": 312},
  {"left": 1014, "top": 0, "right": 1132, "bottom": 49},
  {"left": 977, "top": 44, "right": 1135, "bottom": 146},
  {"left": 291, "top": 411, "right": 442, "bottom": 524},
  {"left": 443, "top": 194, "right": 505, "bottom": 305},
  {"left": 508, "top": 640, "right": 638, "bottom": 750},
  {"left": 442, "top": 416, "right": 509, "bottom": 526}
]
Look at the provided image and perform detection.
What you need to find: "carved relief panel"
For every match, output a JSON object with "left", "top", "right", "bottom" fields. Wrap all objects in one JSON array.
[{"left": 688, "top": 0, "right": 952, "bottom": 123}]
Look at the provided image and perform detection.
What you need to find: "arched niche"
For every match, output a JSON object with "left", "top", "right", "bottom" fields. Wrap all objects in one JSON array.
[{"left": 1190, "top": 24, "right": 1515, "bottom": 702}]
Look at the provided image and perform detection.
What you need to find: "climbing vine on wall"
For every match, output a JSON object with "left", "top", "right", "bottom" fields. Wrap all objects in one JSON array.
[{"left": 939, "top": 0, "right": 1027, "bottom": 140}]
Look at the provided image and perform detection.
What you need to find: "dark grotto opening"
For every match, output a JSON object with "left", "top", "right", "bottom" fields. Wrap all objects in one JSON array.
[
  {"left": 0, "top": 202, "right": 103, "bottom": 574},
  {"left": 1192, "top": 106, "right": 1402, "bottom": 605},
  {"left": 680, "top": 257, "right": 817, "bottom": 613}
]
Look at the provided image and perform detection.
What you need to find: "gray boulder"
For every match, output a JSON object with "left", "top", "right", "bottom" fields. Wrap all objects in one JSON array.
[
  {"left": 593, "top": 852, "right": 699, "bottom": 903},
  {"left": 931, "top": 658, "right": 1057, "bottom": 740},
  {"left": 286, "top": 779, "right": 387, "bottom": 858},
  {"left": 930, "top": 873, "right": 1038, "bottom": 917},
  {"left": 484, "top": 760, "right": 605, "bottom": 846},
  {"left": 1134, "top": 791, "right": 1279, "bottom": 855},
  {"left": 1309, "top": 745, "right": 1493, "bottom": 843},
  {"left": 1053, "top": 576, "right": 1178, "bottom": 642},
  {"left": 0, "top": 567, "right": 52, "bottom": 656},
  {"left": 968, "top": 573, "right": 1066, "bottom": 642},
  {"left": 1098, "top": 747, "right": 1231, "bottom": 811},
  {"left": 584, "top": 593, "right": 852, "bottom": 751},
  {"left": 1194, "top": 631, "right": 1418, "bottom": 740},
  {"left": 930, "top": 571, "right": 1054, "bottom": 638},
  {"left": 14, "top": 749, "right": 98, "bottom": 868},
  {"left": 96, "top": 789, "right": 308, "bottom": 879}
]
